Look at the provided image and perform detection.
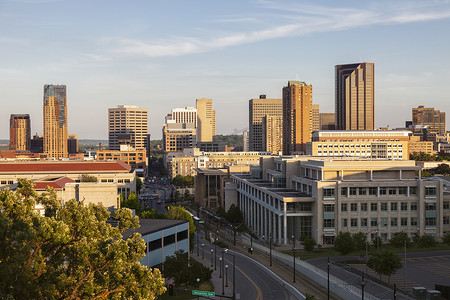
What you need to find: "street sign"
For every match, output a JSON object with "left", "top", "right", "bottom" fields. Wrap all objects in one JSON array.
[
  {"left": 192, "top": 290, "right": 215, "bottom": 297},
  {"left": 199, "top": 220, "right": 205, "bottom": 224}
]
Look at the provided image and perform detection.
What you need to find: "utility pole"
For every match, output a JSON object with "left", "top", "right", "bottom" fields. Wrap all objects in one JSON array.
[
  {"left": 361, "top": 272, "right": 365, "bottom": 300},
  {"left": 327, "top": 257, "right": 330, "bottom": 300},
  {"left": 292, "top": 235, "right": 296, "bottom": 283}
]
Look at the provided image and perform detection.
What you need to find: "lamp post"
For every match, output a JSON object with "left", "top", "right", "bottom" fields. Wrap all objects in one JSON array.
[
  {"left": 214, "top": 237, "right": 217, "bottom": 270},
  {"left": 219, "top": 258, "right": 222, "bottom": 278},
  {"left": 202, "top": 243, "right": 205, "bottom": 259},
  {"left": 327, "top": 256, "right": 330, "bottom": 300},
  {"left": 292, "top": 235, "right": 296, "bottom": 283},
  {"left": 225, "top": 264, "right": 229, "bottom": 287},
  {"left": 225, "top": 249, "right": 236, "bottom": 300},
  {"left": 211, "top": 249, "right": 214, "bottom": 267},
  {"left": 196, "top": 231, "right": 199, "bottom": 257},
  {"left": 404, "top": 239, "right": 407, "bottom": 292},
  {"left": 196, "top": 278, "right": 200, "bottom": 300},
  {"left": 269, "top": 234, "right": 272, "bottom": 267},
  {"left": 361, "top": 272, "right": 365, "bottom": 300},
  {"left": 221, "top": 257, "right": 225, "bottom": 295}
]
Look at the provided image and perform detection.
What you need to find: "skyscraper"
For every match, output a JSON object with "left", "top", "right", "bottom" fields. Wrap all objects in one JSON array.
[
  {"left": 171, "top": 107, "right": 197, "bottom": 126},
  {"left": 312, "top": 104, "right": 320, "bottom": 133},
  {"left": 43, "top": 84, "right": 68, "bottom": 159},
  {"left": 108, "top": 105, "right": 148, "bottom": 150},
  {"left": 10, "top": 114, "right": 31, "bottom": 151},
  {"left": 412, "top": 106, "right": 446, "bottom": 135},
  {"left": 196, "top": 98, "right": 216, "bottom": 142},
  {"left": 249, "top": 95, "right": 283, "bottom": 151},
  {"left": 320, "top": 113, "right": 336, "bottom": 130},
  {"left": 262, "top": 115, "right": 283, "bottom": 154},
  {"left": 335, "top": 62, "right": 374, "bottom": 130},
  {"left": 282, "top": 81, "right": 313, "bottom": 154}
]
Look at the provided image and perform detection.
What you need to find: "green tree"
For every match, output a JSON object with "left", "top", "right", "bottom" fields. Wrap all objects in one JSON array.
[
  {"left": 184, "top": 189, "right": 191, "bottom": 201},
  {"left": 352, "top": 232, "right": 367, "bottom": 251},
  {"left": 225, "top": 204, "right": 243, "bottom": 224},
  {"left": 164, "top": 250, "right": 212, "bottom": 288},
  {"left": 166, "top": 206, "right": 196, "bottom": 246},
  {"left": 418, "top": 234, "right": 436, "bottom": 248},
  {"left": 435, "top": 163, "right": 450, "bottom": 175},
  {"left": 443, "top": 233, "right": 450, "bottom": 245},
  {"left": 136, "top": 177, "right": 143, "bottom": 194},
  {"left": 172, "top": 175, "right": 194, "bottom": 188},
  {"left": 81, "top": 173, "right": 98, "bottom": 182},
  {"left": 367, "top": 250, "right": 402, "bottom": 282},
  {"left": 334, "top": 232, "right": 354, "bottom": 255},
  {"left": 390, "top": 232, "right": 410, "bottom": 248},
  {"left": 303, "top": 237, "right": 316, "bottom": 252},
  {"left": 140, "top": 209, "right": 166, "bottom": 219},
  {"left": 0, "top": 178, "right": 166, "bottom": 299},
  {"left": 121, "top": 192, "right": 141, "bottom": 213}
]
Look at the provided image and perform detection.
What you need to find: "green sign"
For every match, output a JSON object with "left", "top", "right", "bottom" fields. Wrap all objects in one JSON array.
[
  {"left": 199, "top": 220, "right": 205, "bottom": 224},
  {"left": 192, "top": 290, "right": 215, "bottom": 297}
]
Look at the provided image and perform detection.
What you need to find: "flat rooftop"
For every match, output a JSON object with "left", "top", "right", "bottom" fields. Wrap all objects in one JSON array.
[{"left": 122, "top": 218, "right": 188, "bottom": 238}]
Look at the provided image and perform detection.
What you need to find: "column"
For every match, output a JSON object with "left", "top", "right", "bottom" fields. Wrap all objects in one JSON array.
[
  {"left": 278, "top": 215, "right": 282, "bottom": 244},
  {"left": 399, "top": 169, "right": 402, "bottom": 181},
  {"left": 264, "top": 207, "right": 268, "bottom": 238},
  {"left": 269, "top": 210, "right": 272, "bottom": 237}
]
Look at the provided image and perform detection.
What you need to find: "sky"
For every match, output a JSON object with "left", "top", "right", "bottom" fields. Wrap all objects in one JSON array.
[{"left": 1, "top": 0, "right": 450, "bottom": 140}]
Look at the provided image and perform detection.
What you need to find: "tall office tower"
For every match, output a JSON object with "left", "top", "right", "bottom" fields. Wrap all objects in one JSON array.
[
  {"left": 243, "top": 130, "right": 249, "bottom": 152},
  {"left": 335, "top": 62, "right": 374, "bottom": 130},
  {"left": 108, "top": 105, "right": 148, "bottom": 150},
  {"left": 10, "top": 114, "right": 31, "bottom": 151},
  {"left": 171, "top": 107, "right": 197, "bottom": 126},
  {"left": 412, "top": 106, "right": 446, "bottom": 135},
  {"left": 312, "top": 104, "right": 320, "bottom": 133},
  {"left": 68, "top": 134, "right": 78, "bottom": 154},
  {"left": 282, "top": 81, "right": 313, "bottom": 154},
  {"left": 320, "top": 113, "right": 336, "bottom": 130},
  {"left": 249, "top": 95, "right": 283, "bottom": 151},
  {"left": 196, "top": 98, "right": 216, "bottom": 142},
  {"left": 43, "top": 84, "right": 68, "bottom": 159},
  {"left": 262, "top": 115, "right": 283, "bottom": 154}
]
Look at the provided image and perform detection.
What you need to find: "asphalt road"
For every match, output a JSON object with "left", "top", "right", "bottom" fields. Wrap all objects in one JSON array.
[{"left": 197, "top": 231, "right": 294, "bottom": 300}]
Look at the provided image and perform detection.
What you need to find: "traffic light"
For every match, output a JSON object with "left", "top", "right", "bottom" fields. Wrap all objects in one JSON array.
[{"left": 168, "top": 284, "right": 174, "bottom": 296}]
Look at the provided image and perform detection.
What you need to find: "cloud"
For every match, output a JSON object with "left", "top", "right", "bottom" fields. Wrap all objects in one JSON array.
[{"left": 108, "top": 1, "right": 450, "bottom": 58}]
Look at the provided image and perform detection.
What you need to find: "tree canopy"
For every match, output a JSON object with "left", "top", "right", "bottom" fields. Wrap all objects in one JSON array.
[
  {"left": 367, "top": 250, "right": 402, "bottom": 280},
  {"left": 334, "top": 232, "right": 354, "bottom": 255},
  {"left": 81, "top": 174, "right": 98, "bottom": 182},
  {"left": 164, "top": 250, "right": 212, "bottom": 288},
  {"left": 172, "top": 175, "right": 194, "bottom": 188},
  {"left": 0, "top": 178, "right": 165, "bottom": 299}
]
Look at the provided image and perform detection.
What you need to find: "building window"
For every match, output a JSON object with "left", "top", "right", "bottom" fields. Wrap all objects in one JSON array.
[
  {"left": 351, "top": 203, "right": 358, "bottom": 212},
  {"left": 399, "top": 187, "right": 407, "bottom": 195},
  {"left": 388, "top": 188, "right": 397, "bottom": 195},
  {"left": 324, "top": 219, "right": 335, "bottom": 228},
  {"left": 359, "top": 187, "right": 367, "bottom": 195},
  {"left": 324, "top": 204, "right": 335, "bottom": 212},
  {"left": 371, "top": 203, "right": 378, "bottom": 212},
  {"left": 361, "top": 218, "right": 368, "bottom": 227},
  {"left": 341, "top": 203, "right": 347, "bottom": 212},
  {"left": 381, "top": 218, "right": 388, "bottom": 227},
  {"left": 391, "top": 202, "right": 398, "bottom": 212},
  {"left": 148, "top": 238, "right": 162, "bottom": 251},
  {"left": 323, "top": 188, "right": 335, "bottom": 199},
  {"left": 369, "top": 187, "right": 377, "bottom": 196},
  {"left": 381, "top": 202, "right": 387, "bottom": 211},
  {"left": 351, "top": 218, "right": 358, "bottom": 227},
  {"left": 341, "top": 187, "right": 348, "bottom": 196},
  {"left": 371, "top": 218, "right": 378, "bottom": 227},
  {"left": 401, "top": 217, "right": 408, "bottom": 227},
  {"left": 443, "top": 216, "right": 450, "bottom": 225},
  {"left": 401, "top": 202, "right": 408, "bottom": 211},
  {"left": 409, "top": 186, "right": 417, "bottom": 195},
  {"left": 379, "top": 187, "right": 387, "bottom": 195},
  {"left": 425, "top": 187, "right": 437, "bottom": 198},
  {"left": 177, "top": 230, "right": 188, "bottom": 241},
  {"left": 342, "top": 218, "right": 348, "bottom": 228},
  {"left": 391, "top": 218, "right": 398, "bottom": 227},
  {"left": 425, "top": 217, "right": 436, "bottom": 227},
  {"left": 349, "top": 187, "right": 357, "bottom": 196},
  {"left": 164, "top": 234, "right": 176, "bottom": 246},
  {"left": 361, "top": 203, "right": 368, "bottom": 212},
  {"left": 410, "top": 217, "right": 418, "bottom": 226},
  {"left": 443, "top": 201, "right": 449, "bottom": 210},
  {"left": 410, "top": 202, "right": 418, "bottom": 211}
]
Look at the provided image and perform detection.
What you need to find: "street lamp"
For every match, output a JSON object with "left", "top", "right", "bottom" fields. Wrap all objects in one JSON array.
[
  {"left": 225, "top": 249, "right": 236, "bottom": 300},
  {"left": 225, "top": 264, "right": 229, "bottom": 287},
  {"left": 211, "top": 249, "right": 214, "bottom": 267},
  {"left": 292, "top": 235, "right": 296, "bottom": 283},
  {"left": 219, "top": 258, "right": 222, "bottom": 278},
  {"left": 202, "top": 243, "right": 205, "bottom": 259},
  {"left": 196, "top": 278, "right": 200, "bottom": 300}
]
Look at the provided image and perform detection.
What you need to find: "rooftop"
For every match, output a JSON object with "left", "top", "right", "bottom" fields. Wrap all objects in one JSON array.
[
  {"left": 122, "top": 218, "right": 188, "bottom": 238},
  {"left": 0, "top": 160, "right": 131, "bottom": 173}
]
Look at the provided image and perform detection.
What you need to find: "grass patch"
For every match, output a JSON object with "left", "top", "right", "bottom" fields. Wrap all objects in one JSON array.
[{"left": 284, "top": 242, "right": 450, "bottom": 260}]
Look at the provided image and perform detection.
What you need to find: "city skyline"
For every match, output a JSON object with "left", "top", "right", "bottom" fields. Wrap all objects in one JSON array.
[{"left": 1, "top": 0, "right": 450, "bottom": 139}]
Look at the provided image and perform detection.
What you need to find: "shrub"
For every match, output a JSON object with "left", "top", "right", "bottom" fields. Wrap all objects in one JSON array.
[
  {"left": 390, "top": 232, "right": 410, "bottom": 248},
  {"left": 334, "top": 232, "right": 354, "bottom": 255},
  {"left": 418, "top": 235, "right": 436, "bottom": 248},
  {"left": 303, "top": 237, "right": 316, "bottom": 252}
]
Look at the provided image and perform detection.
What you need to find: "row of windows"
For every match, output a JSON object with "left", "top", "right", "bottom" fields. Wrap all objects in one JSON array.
[
  {"left": 147, "top": 230, "right": 188, "bottom": 252},
  {"left": 100, "top": 178, "right": 131, "bottom": 183},
  {"left": 341, "top": 201, "right": 418, "bottom": 213},
  {"left": 341, "top": 217, "right": 418, "bottom": 228}
]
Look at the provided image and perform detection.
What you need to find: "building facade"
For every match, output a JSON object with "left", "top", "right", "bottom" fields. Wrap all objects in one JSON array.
[
  {"left": 412, "top": 106, "right": 446, "bottom": 135},
  {"left": 108, "top": 105, "right": 148, "bottom": 150},
  {"left": 249, "top": 95, "right": 283, "bottom": 151},
  {"left": 320, "top": 113, "right": 335, "bottom": 130},
  {"left": 43, "top": 84, "right": 68, "bottom": 159},
  {"left": 306, "top": 130, "right": 410, "bottom": 160},
  {"left": 231, "top": 156, "right": 449, "bottom": 245},
  {"left": 171, "top": 107, "right": 197, "bottom": 127},
  {"left": 10, "top": 114, "right": 31, "bottom": 151},
  {"left": 96, "top": 148, "right": 146, "bottom": 166},
  {"left": 335, "top": 63, "right": 374, "bottom": 130},
  {"left": 312, "top": 104, "right": 320, "bottom": 132},
  {"left": 162, "top": 123, "right": 196, "bottom": 153},
  {"left": 282, "top": 81, "right": 313, "bottom": 155},
  {"left": 196, "top": 98, "right": 216, "bottom": 142},
  {"left": 262, "top": 115, "right": 283, "bottom": 154}
]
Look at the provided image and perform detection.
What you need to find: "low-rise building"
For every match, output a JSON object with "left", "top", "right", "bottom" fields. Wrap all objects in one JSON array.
[
  {"left": 307, "top": 130, "right": 410, "bottom": 159},
  {"left": 0, "top": 160, "right": 136, "bottom": 198},
  {"left": 96, "top": 148, "right": 146, "bottom": 167},
  {"left": 231, "top": 156, "right": 448, "bottom": 245}
]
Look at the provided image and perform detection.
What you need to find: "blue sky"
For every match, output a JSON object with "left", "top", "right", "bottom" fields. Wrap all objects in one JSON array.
[{"left": 1, "top": 0, "right": 449, "bottom": 139}]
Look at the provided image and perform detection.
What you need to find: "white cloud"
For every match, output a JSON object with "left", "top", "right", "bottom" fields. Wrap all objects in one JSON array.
[{"left": 108, "top": 1, "right": 450, "bottom": 58}]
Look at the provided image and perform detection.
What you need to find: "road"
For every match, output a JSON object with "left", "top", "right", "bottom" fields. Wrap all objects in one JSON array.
[{"left": 195, "top": 231, "right": 295, "bottom": 300}]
